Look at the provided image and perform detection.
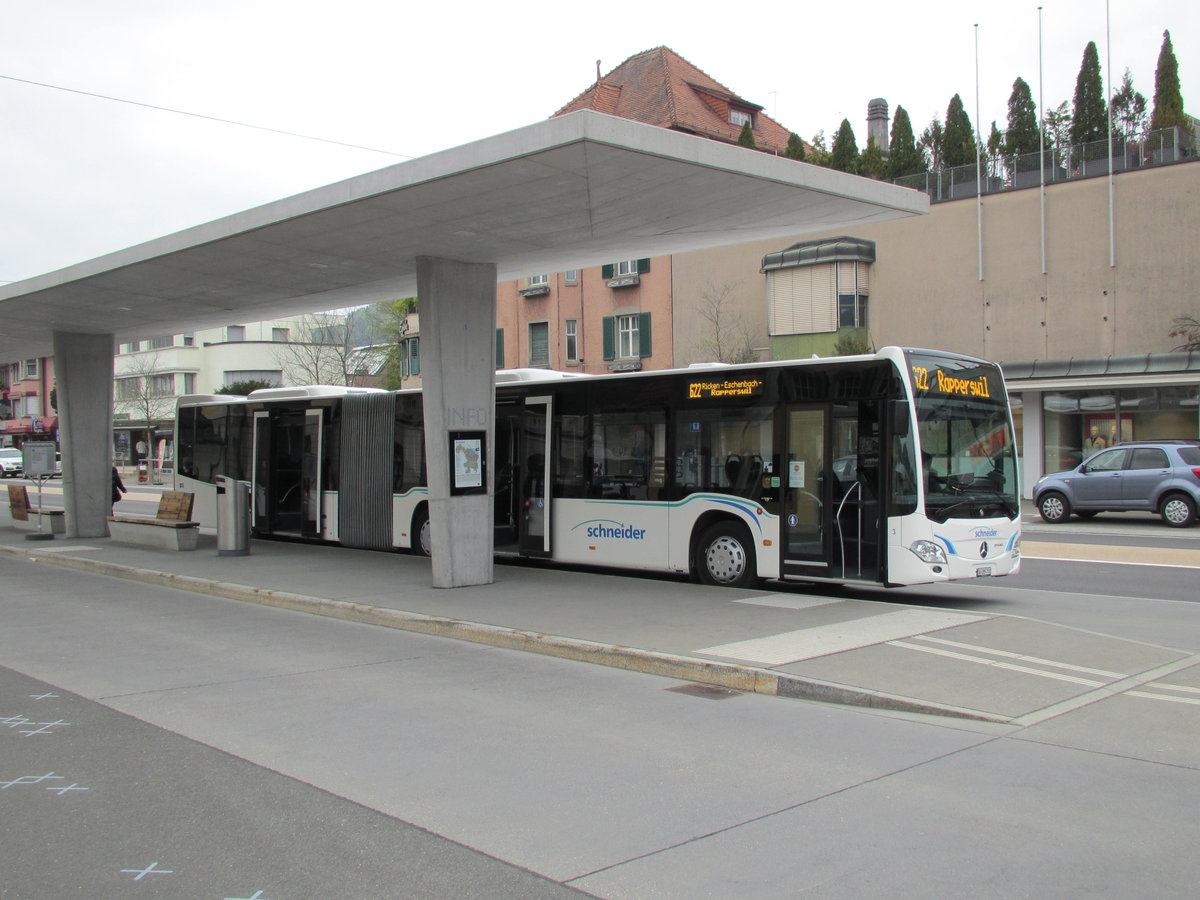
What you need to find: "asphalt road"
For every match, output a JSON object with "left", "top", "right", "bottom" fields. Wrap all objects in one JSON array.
[{"left": 2, "top": 525, "right": 1199, "bottom": 898}]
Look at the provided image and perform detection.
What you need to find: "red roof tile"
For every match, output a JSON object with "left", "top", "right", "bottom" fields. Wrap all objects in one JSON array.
[{"left": 553, "top": 46, "right": 797, "bottom": 154}]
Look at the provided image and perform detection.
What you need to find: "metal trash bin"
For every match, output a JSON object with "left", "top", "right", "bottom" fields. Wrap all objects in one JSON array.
[{"left": 215, "top": 475, "right": 251, "bottom": 557}]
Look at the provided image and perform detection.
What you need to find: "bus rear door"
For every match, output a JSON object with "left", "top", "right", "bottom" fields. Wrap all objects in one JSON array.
[{"left": 494, "top": 396, "right": 552, "bottom": 557}]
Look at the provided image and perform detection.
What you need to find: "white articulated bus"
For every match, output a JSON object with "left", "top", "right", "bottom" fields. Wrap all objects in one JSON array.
[{"left": 175, "top": 347, "right": 1020, "bottom": 588}]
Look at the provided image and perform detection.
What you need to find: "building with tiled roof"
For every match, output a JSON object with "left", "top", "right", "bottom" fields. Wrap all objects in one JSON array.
[{"left": 554, "top": 46, "right": 796, "bottom": 154}]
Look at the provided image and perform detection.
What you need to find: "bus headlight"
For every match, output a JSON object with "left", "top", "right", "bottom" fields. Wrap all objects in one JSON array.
[{"left": 909, "top": 540, "right": 948, "bottom": 565}]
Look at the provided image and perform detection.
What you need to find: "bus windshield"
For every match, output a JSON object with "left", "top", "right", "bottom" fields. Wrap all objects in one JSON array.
[{"left": 907, "top": 354, "right": 1019, "bottom": 523}]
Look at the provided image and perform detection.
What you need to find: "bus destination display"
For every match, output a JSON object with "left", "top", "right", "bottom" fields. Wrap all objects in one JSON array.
[{"left": 687, "top": 377, "right": 765, "bottom": 400}]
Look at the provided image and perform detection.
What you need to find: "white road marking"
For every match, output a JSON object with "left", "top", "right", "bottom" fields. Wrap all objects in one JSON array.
[
  {"left": 697, "top": 609, "right": 988, "bottom": 665},
  {"left": 889, "top": 640, "right": 1106, "bottom": 687},
  {"left": 733, "top": 595, "right": 843, "bottom": 611},
  {"left": 909, "top": 635, "right": 1125, "bottom": 678}
]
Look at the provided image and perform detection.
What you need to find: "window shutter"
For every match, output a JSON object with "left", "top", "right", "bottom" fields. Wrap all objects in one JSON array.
[
  {"left": 602, "top": 316, "right": 615, "bottom": 360},
  {"left": 601, "top": 263, "right": 614, "bottom": 280},
  {"left": 410, "top": 337, "right": 420, "bottom": 375},
  {"left": 637, "top": 258, "right": 651, "bottom": 275},
  {"left": 638, "top": 312, "right": 652, "bottom": 358},
  {"left": 496, "top": 328, "right": 505, "bottom": 368}
]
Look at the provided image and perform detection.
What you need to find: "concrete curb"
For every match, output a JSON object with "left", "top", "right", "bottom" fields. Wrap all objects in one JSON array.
[{"left": 1, "top": 544, "right": 1010, "bottom": 724}]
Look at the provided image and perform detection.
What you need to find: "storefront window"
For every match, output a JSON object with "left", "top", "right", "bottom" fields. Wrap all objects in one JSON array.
[{"left": 1043, "top": 386, "right": 1200, "bottom": 473}]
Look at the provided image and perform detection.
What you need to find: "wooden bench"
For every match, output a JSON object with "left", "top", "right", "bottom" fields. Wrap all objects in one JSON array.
[
  {"left": 7, "top": 484, "right": 66, "bottom": 534},
  {"left": 108, "top": 490, "right": 199, "bottom": 550}
]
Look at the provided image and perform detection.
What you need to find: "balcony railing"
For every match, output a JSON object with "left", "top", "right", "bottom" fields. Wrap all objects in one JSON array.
[{"left": 894, "top": 126, "right": 1197, "bottom": 202}]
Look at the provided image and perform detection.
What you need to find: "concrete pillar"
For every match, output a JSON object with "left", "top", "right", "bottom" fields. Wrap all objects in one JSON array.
[
  {"left": 52, "top": 331, "right": 115, "bottom": 537},
  {"left": 416, "top": 256, "right": 498, "bottom": 587},
  {"left": 1020, "top": 390, "right": 1043, "bottom": 500}
]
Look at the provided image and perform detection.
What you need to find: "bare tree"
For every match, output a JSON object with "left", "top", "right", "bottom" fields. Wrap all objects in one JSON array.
[
  {"left": 1169, "top": 315, "right": 1200, "bottom": 351},
  {"left": 693, "top": 280, "right": 759, "bottom": 364},
  {"left": 271, "top": 312, "right": 354, "bottom": 386},
  {"left": 114, "top": 350, "right": 176, "bottom": 481}
]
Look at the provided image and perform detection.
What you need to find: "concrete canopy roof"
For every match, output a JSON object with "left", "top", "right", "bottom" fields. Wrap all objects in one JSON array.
[{"left": 0, "top": 110, "right": 927, "bottom": 359}]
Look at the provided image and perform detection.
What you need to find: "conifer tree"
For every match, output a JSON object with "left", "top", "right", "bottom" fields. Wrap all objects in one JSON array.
[
  {"left": 1111, "top": 69, "right": 1148, "bottom": 141},
  {"left": 859, "top": 134, "right": 886, "bottom": 179},
  {"left": 737, "top": 122, "right": 756, "bottom": 148},
  {"left": 828, "top": 119, "right": 860, "bottom": 174},
  {"left": 1070, "top": 41, "right": 1106, "bottom": 145},
  {"left": 785, "top": 132, "right": 806, "bottom": 161},
  {"left": 919, "top": 117, "right": 944, "bottom": 170},
  {"left": 1005, "top": 77, "right": 1040, "bottom": 156},
  {"left": 887, "top": 106, "right": 924, "bottom": 178},
  {"left": 941, "top": 94, "right": 976, "bottom": 168},
  {"left": 1151, "top": 30, "right": 1186, "bottom": 129}
]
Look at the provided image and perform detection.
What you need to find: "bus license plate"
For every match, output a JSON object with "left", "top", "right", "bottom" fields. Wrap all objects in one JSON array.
[{"left": 976, "top": 566, "right": 993, "bottom": 577}]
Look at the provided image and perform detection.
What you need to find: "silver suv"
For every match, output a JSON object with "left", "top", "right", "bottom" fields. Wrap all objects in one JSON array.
[
  {"left": 1034, "top": 440, "right": 1200, "bottom": 527},
  {"left": 0, "top": 448, "right": 22, "bottom": 478}
]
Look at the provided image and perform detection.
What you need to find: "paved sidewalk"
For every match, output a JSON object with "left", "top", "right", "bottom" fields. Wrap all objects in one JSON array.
[{"left": 2, "top": 513, "right": 1198, "bottom": 725}]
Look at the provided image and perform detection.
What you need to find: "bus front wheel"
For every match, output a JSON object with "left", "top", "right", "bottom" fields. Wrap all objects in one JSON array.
[{"left": 694, "top": 521, "right": 758, "bottom": 588}]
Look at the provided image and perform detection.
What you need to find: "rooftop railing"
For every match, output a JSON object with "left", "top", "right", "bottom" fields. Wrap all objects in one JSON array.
[{"left": 894, "top": 125, "right": 1197, "bottom": 201}]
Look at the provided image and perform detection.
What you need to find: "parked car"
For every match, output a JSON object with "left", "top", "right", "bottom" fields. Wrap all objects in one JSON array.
[
  {"left": 0, "top": 448, "right": 23, "bottom": 478},
  {"left": 1034, "top": 440, "right": 1200, "bottom": 527}
]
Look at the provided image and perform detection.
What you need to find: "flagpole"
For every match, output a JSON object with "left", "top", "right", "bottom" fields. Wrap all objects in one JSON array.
[
  {"left": 1106, "top": 0, "right": 1115, "bottom": 267},
  {"left": 1039, "top": 6, "right": 1047, "bottom": 276},
  {"left": 976, "top": 23, "right": 984, "bottom": 282}
]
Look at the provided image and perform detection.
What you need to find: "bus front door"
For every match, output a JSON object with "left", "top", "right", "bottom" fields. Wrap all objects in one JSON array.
[
  {"left": 781, "top": 404, "right": 879, "bottom": 583},
  {"left": 252, "top": 408, "right": 323, "bottom": 538},
  {"left": 494, "top": 397, "right": 552, "bottom": 557}
]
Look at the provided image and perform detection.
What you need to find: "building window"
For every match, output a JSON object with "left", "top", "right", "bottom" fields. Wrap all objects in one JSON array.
[
  {"left": 272, "top": 328, "right": 290, "bottom": 342},
  {"left": 150, "top": 335, "right": 173, "bottom": 349},
  {"left": 116, "top": 377, "right": 139, "bottom": 400},
  {"left": 529, "top": 322, "right": 550, "bottom": 367},
  {"left": 23, "top": 359, "right": 38, "bottom": 379},
  {"left": 402, "top": 337, "right": 420, "bottom": 376},
  {"left": 603, "top": 313, "right": 652, "bottom": 361},
  {"left": 183, "top": 373, "right": 196, "bottom": 394},
  {"left": 729, "top": 108, "right": 753, "bottom": 128},
  {"left": 565, "top": 320, "right": 579, "bottom": 364},
  {"left": 564, "top": 269, "right": 579, "bottom": 285},
  {"left": 223, "top": 370, "right": 281, "bottom": 386},
  {"left": 496, "top": 328, "right": 505, "bottom": 369},
  {"left": 148, "top": 374, "right": 174, "bottom": 396},
  {"left": 618, "top": 315, "right": 638, "bottom": 358},
  {"left": 182, "top": 334, "right": 195, "bottom": 347},
  {"left": 226, "top": 326, "right": 245, "bottom": 342},
  {"left": 616, "top": 260, "right": 639, "bottom": 277},
  {"left": 527, "top": 274, "right": 548, "bottom": 287},
  {"left": 838, "top": 294, "right": 869, "bottom": 328},
  {"left": 121, "top": 342, "right": 140, "bottom": 354}
]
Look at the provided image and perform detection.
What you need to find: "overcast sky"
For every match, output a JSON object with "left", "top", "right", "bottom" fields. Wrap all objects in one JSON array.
[{"left": 2, "top": 0, "right": 1194, "bottom": 286}]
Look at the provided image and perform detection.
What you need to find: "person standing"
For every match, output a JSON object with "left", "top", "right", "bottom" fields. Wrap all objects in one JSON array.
[{"left": 111, "top": 466, "right": 127, "bottom": 513}]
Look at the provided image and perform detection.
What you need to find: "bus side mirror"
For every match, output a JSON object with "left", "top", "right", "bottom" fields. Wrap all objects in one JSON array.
[{"left": 890, "top": 400, "right": 911, "bottom": 437}]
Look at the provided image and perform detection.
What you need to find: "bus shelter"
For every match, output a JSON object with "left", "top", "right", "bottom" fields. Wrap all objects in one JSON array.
[{"left": 0, "top": 110, "right": 927, "bottom": 587}]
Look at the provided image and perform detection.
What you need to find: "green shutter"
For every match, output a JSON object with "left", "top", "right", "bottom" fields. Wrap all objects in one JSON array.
[
  {"left": 638, "top": 312, "right": 652, "bottom": 358},
  {"left": 602, "top": 316, "right": 615, "bottom": 360},
  {"left": 410, "top": 337, "right": 420, "bottom": 375},
  {"left": 637, "top": 258, "right": 650, "bottom": 275},
  {"left": 601, "top": 263, "right": 614, "bottom": 280},
  {"left": 496, "top": 328, "right": 504, "bottom": 368}
]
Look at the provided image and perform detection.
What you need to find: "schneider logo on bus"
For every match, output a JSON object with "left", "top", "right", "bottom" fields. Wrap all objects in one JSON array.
[
  {"left": 576, "top": 520, "right": 648, "bottom": 540},
  {"left": 688, "top": 378, "right": 765, "bottom": 399},
  {"left": 911, "top": 366, "right": 991, "bottom": 398}
]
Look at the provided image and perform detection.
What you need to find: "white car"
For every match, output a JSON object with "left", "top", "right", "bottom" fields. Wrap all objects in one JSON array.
[{"left": 0, "top": 448, "right": 23, "bottom": 478}]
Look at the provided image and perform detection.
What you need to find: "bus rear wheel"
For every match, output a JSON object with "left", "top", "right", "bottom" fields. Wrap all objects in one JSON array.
[
  {"left": 695, "top": 521, "right": 758, "bottom": 588},
  {"left": 412, "top": 508, "right": 432, "bottom": 556}
]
